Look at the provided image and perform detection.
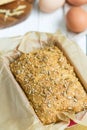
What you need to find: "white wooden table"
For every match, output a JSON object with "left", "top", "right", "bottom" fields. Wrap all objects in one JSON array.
[{"left": 0, "top": 0, "right": 86, "bottom": 54}]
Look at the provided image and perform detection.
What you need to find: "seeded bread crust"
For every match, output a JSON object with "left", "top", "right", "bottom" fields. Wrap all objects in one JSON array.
[{"left": 10, "top": 45, "right": 87, "bottom": 125}]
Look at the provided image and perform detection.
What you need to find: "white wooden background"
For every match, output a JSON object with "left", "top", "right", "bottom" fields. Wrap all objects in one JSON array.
[{"left": 0, "top": 0, "right": 86, "bottom": 54}]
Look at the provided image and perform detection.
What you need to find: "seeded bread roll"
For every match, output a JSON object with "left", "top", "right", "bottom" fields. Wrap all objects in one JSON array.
[
  {"left": 0, "top": 0, "right": 34, "bottom": 28},
  {"left": 10, "top": 45, "right": 87, "bottom": 125}
]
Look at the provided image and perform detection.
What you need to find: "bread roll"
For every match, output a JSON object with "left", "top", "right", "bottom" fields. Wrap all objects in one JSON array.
[{"left": 0, "top": 0, "right": 34, "bottom": 28}]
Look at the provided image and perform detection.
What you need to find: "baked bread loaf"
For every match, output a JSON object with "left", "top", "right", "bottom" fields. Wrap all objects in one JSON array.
[
  {"left": 10, "top": 45, "right": 87, "bottom": 125},
  {"left": 0, "top": 0, "right": 34, "bottom": 28}
]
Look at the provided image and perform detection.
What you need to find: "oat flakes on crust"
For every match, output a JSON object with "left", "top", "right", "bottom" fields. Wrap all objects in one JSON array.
[{"left": 10, "top": 45, "right": 87, "bottom": 125}]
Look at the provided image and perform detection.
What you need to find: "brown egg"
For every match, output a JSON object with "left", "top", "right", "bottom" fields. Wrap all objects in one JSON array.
[
  {"left": 39, "top": 0, "right": 65, "bottom": 13},
  {"left": 66, "top": 7, "right": 87, "bottom": 33},
  {"left": 67, "top": 0, "right": 87, "bottom": 6}
]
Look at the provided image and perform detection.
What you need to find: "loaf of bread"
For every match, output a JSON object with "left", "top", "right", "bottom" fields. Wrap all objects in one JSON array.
[
  {"left": 0, "top": 0, "right": 34, "bottom": 28},
  {"left": 10, "top": 45, "right": 87, "bottom": 125}
]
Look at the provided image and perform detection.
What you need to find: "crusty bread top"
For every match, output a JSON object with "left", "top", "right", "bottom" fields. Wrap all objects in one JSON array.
[
  {"left": 10, "top": 45, "right": 87, "bottom": 125},
  {"left": 0, "top": 0, "right": 15, "bottom": 5}
]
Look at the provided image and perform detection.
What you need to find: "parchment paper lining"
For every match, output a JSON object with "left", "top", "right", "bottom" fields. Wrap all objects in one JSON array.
[{"left": 0, "top": 31, "right": 87, "bottom": 130}]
